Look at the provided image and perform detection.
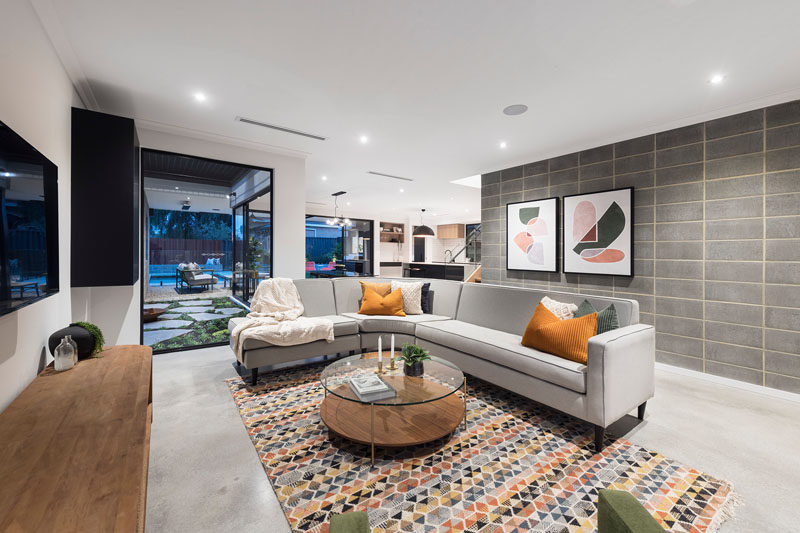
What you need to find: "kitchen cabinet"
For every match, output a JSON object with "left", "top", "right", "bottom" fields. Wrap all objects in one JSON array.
[{"left": 436, "top": 223, "right": 465, "bottom": 239}]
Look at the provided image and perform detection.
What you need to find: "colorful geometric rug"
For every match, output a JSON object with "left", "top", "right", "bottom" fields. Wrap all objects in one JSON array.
[{"left": 227, "top": 363, "right": 738, "bottom": 532}]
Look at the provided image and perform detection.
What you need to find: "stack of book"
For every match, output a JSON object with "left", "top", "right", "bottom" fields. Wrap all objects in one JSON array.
[{"left": 349, "top": 374, "right": 396, "bottom": 402}]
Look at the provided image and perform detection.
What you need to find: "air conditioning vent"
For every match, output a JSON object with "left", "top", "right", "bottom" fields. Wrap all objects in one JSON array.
[
  {"left": 235, "top": 116, "right": 327, "bottom": 141},
  {"left": 367, "top": 171, "right": 414, "bottom": 182}
]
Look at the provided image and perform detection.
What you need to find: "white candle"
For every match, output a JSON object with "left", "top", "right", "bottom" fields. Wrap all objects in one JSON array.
[
  {"left": 378, "top": 336, "right": 382, "bottom": 362},
  {"left": 391, "top": 334, "right": 395, "bottom": 358}
]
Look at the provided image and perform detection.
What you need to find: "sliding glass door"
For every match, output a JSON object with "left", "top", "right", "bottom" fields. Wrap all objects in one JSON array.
[{"left": 232, "top": 205, "right": 272, "bottom": 303}]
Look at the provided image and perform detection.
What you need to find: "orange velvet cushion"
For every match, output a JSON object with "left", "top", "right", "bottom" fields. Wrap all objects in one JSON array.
[
  {"left": 358, "top": 287, "right": 406, "bottom": 316},
  {"left": 521, "top": 303, "right": 597, "bottom": 364},
  {"left": 359, "top": 280, "right": 392, "bottom": 299}
]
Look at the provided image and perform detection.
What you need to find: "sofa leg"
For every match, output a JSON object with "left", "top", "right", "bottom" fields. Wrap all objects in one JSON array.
[
  {"left": 637, "top": 401, "right": 647, "bottom": 420},
  {"left": 594, "top": 425, "right": 605, "bottom": 453},
  {"left": 236, "top": 360, "right": 241, "bottom": 368},
  {"left": 349, "top": 350, "right": 356, "bottom": 356},
  {"left": 251, "top": 368, "right": 258, "bottom": 385}
]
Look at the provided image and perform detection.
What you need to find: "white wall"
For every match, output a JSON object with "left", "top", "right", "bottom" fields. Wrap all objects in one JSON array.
[
  {"left": 137, "top": 128, "right": 307, "bottom": 279},
  {"left": 0, "top": 0, "right": 79, "bottom": 411}
]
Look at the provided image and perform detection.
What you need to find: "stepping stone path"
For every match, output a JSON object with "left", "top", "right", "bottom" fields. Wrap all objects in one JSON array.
[
  {"left": 142, "top": 297, "right": 246, "bottom": 348},
  {"left": 143, "top": 329, "right": 191, "bottom": 346},
  {"left": 187, "top": 313, "right": 229, "bottom": 322},
  {"left": 215, "top": 308, "right": 245, "bottom": 315},
  {"left": 143, "top": 320, "right": 193, "bottom": 330},
  {"left": 143, "top": 303, "right": 170, "bottom": 310},
  {"left": 175, "top": 306, "right": 214, "bottom": 313}
]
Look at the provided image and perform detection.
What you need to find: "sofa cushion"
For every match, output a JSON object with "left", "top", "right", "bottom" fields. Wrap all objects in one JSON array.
[
  {"left": 358, "top": 287, "right": 405, "bottom": 316},
  {"left": 575, "top": 299, "right": 620, "bottom": 334},
  {"left": 416, "top": 319, "right": 587, "bottom": 393},
  {"left": 390, "top": 280, "right": 424, "bottom": 315},
  {"left": 359, "top": 280, "right": 391, "bottom": 298},
  {"left": 341, "top": 312, "right": 451, "bottom": 335},
  {"left": 521, "top": 303, "right": 598, "bottom": 364},
  {"left": 228, "top": 315, "right": 358, "bottom": 350},
  {"left": 456, "top": 283, "right": 639, "bottom": 333}
]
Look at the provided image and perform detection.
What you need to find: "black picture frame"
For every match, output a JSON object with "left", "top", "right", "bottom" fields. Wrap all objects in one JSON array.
[
  {"left": 506, "top": 196, "right": 560, "bottom": 273},
  {"left": 561, "top": 187, "right": 634, "bottom": 277}
]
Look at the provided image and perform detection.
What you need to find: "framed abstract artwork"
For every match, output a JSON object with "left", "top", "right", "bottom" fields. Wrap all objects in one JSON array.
[
  {"left": 506, "top": 197, "right": 559, "bottom": 272},
  {"left": 562, "top": 187, "right": 633, "bottom": 276}
]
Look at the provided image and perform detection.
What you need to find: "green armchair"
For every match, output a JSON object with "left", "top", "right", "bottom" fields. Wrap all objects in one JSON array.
[
  {"left": 329, "top": 511, "right": 370, "bottom": 533},
  {"left": 597, "top": 489, "right": 666, "bottom": 533}
]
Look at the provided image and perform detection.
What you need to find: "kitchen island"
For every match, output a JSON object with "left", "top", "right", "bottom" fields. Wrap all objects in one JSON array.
[{"left": 402, "top": 262, "right": 480, "bottom": 281}]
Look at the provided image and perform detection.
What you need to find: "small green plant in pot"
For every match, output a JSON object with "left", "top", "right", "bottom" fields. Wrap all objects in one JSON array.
[{"left": 400, "top": 343, "right": 431, "bottom": 377}]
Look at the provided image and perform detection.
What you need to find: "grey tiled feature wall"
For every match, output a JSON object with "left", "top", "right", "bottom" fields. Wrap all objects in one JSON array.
[{"left": 481, "top": 99, "right": 800, "bottom": 394}]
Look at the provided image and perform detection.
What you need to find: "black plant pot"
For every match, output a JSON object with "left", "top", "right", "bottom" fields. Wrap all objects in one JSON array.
[
  {"left": 48, "top": 325, "right": 95, "bottom": 360},
  {"left": 404, "top": 361, "right": 424, "bottom": 377}
]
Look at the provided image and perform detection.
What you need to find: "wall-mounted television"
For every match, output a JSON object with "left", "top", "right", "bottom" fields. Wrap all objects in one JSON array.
[{"left": 0, "top": 120, "right": 59, "bottom": 316}]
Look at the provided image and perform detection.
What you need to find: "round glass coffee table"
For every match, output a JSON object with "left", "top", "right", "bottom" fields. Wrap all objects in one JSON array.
[{"left": 320, "top": 352, "right": 466, "bottom": 465}]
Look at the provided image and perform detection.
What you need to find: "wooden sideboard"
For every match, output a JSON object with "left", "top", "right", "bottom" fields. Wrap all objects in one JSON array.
[{"left": 0, "top": 345, "right": 153, "bottom": 532}]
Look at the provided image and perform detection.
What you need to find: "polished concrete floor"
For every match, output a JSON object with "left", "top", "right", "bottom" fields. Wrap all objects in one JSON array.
[{"left": 146, "top": 346, "right": 800, "bottom": 532}]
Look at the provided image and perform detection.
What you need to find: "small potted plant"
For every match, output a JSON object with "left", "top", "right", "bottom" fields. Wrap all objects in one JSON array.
[{"left": 400, "top": 343, "right": 431, "bottom": 377}]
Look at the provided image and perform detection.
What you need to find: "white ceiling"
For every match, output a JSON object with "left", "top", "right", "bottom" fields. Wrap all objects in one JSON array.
[{"left": 34, "top": 0, "right": 800, "bottom": 220}]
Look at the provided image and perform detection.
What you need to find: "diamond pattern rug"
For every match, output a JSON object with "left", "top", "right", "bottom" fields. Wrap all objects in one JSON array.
[{"left": 227, "top": 363, "right": 738, "bottom": 532}]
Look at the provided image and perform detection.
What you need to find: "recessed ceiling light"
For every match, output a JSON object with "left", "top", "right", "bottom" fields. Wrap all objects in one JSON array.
[
  {"left": 225, "top": 194, "right": 230, "bottom": 199},
  {"left": 193, "top": 92, "right": 207, "bottom": 102},
  {"left": 321, "top": 175, "right": 328, "bottom": 181},
  {"left": 432, "top": 213, "right": 438, "bottom": 216},
  {"left": 174, "top": 186, "right": 179, "bottom": 190},
  {"left": 359, "top": 135, "right": 369, "bottom": 144},
  {"left": 503, "top": 104, "right": 528, "bottom": 116},
  {"left": 399, "top": 188, "right": 404, "bottom": 193},
  {"left": 709, "top": 74, "right": 725, "bottom": 85},
  {"left": 499, "top": 141, "right": 508, "bottom": 149},
  {"left": 450, "top": 197, "right": 455, "bottom": 200},
  {"left": 346, "top": 201, "right": 351, "bottom": 206},
  {"left": 3, "top": 172, "right": 11, "bottom": 177}
]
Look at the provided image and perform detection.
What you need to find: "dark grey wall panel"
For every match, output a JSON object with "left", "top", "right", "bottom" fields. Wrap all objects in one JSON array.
[
  {"left": 71, "top": 108, "right": 139, "bottom": 287},
  {"left": 481, "top": 98, "right": 800, "bottom": 394}
]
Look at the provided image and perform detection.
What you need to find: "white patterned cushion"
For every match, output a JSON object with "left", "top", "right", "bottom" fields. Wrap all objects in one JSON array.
[
  {"left": 390, "top": 280, "right": 424, "bottom": 315},
  {"left": 540, "top": 296, "right": 578, "bottom": 320}
]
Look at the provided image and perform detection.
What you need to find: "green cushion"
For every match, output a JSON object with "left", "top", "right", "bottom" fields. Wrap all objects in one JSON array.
[
  {"left": 598, "top": 489, "right": 666, "bottom": 533},
  {"left": 329, "top": 511, "right": 370, "bottom": 533},
  {"left": 575, "top": 299, "right": 620, "bottom": 334}
]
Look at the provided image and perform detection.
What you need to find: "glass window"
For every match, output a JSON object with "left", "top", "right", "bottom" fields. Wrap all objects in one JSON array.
[{"left": 305, "top": 216, "right": 373, "bottom": 277}]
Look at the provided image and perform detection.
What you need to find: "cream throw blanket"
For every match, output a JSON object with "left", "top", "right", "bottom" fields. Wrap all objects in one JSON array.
[{"left": 230, "top": 278, "right": 334, "bottom": 357}]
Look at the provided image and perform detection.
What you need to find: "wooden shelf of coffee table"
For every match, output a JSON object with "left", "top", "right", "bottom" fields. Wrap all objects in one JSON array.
[
  {"left": 321, "top": 381, "right": 464, "bottom": 447},
  {"left": 320, "top": 351, "right": 466, "bottom": 447}
]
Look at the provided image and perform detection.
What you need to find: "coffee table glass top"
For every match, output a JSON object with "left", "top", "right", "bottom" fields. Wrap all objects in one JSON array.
[{"left": 320, "top": 354, "right": 464, "bottom": 406}]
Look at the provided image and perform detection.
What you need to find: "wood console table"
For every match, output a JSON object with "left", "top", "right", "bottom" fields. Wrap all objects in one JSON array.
[{"left": 0, "top": 345, "right": 153, "bottom": 532}]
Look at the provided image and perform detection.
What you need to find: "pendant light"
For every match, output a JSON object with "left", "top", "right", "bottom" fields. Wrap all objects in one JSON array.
[
  {"left": 413, "top": 208, "right": 435, "bottom": 237},
  {"left": 326, "top": 191, "right": 352, "bottom": 227}
]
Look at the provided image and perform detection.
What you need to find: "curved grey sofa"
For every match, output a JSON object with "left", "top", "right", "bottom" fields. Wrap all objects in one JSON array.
[{"left": 228, "top": 277, "right": 655, "bottom": 451}]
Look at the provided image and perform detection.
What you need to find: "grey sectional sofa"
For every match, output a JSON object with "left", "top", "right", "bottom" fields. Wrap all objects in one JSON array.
[{"left": 228, "top": 277, "right": 655, "bottom": 451}]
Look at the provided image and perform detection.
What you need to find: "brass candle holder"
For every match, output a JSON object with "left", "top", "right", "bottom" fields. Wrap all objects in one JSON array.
[
  {"left": 388, "top": 351, "right": 397, "bottom": 371},
  {"left": 376, "top": 360, "right": 385, "bottom": 375}
]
